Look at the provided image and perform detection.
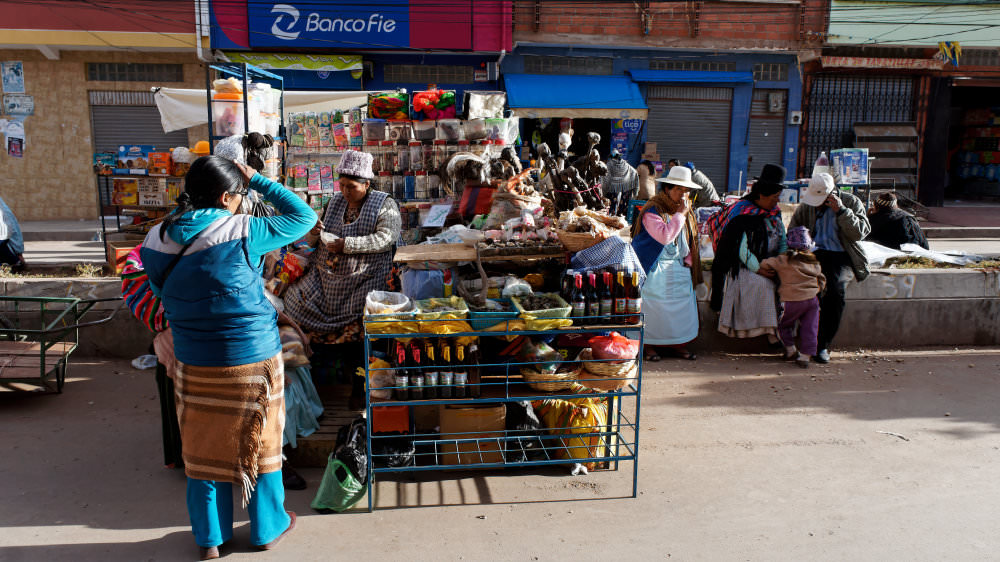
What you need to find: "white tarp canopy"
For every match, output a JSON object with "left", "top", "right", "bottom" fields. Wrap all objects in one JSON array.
[{"left": 153, "top": 88, "right": 373, "bottom": 133}]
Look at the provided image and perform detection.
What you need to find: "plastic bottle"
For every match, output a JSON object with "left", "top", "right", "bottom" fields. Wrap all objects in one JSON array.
[{"left": 813, "top": 151, "right": 830, "bottom": 177}]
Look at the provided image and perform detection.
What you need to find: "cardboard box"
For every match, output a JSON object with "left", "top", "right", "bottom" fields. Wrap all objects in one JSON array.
[
  {"left": 641, "top": 152, "right": 659, "bottom": 161},
  {"left": 106, "top": 240, "right": 139, "bottom": 274},
  {"left": 438, "top": 404, "right": 505, "bottom": 465},
  {"left": 139, "top": 192, "right": 166, "bottom": 206},
  {"left": 148, "top": 152, "right": 172, "bottom": 176},
  {"left": 115, "top": 144, "right": 154, "bottom": 175},
  {"left": 137, "top": 177, "right": 167, "bottom": 193},
  {"left": 644, "top": 142, "right": 657, "bottom": 154}
]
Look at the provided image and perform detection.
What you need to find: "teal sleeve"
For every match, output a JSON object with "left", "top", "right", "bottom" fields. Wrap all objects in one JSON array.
[
  {"left": 739, "top": 233, "right": 760, "bottom": 273},
  {"left": 246, "top": 173, "right": 317, "bottom": 260}
]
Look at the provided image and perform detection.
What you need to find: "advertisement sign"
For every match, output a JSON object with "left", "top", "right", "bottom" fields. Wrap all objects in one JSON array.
[{"left": 247, "top": 0, "right": 410, "bottom": 49}]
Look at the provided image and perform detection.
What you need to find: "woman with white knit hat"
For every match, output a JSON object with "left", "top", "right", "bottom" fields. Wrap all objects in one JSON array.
[{"left": 283, "top": 150, "right": 402, "bottom": 405}]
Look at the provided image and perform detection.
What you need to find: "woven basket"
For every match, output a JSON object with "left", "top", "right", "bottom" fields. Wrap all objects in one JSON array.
[
  {"left": 555, "top": 229, "right": 605, "bottom": 253},
  {"left": 520, "top": 366, "right": 580, "bottom": 392},
  {"left": 578, "top": 349, "right": 637, "bottom": 391}
]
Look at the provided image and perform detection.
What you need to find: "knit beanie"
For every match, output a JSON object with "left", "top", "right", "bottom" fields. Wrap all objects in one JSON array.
[
  {"left": 787, "top": 226, "right": 816, "bottom": 252},
  {"left": 335, "top": 150, "right": 375, "bottom": 180},
  {"left": 873, "top": 192, "right": 898, "bottom": 212}
]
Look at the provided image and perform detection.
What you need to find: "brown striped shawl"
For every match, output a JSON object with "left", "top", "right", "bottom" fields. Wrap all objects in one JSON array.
[{"left": 174, "top": 354, "right": 285, "bottom": 506}]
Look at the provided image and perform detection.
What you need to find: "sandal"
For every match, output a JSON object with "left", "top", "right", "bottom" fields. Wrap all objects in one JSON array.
[
  {"left": 643, "top": 348, "right": 661, "bottom": 362},
  {"left": 663, "top": 347, "right": 697, "bottom": 361}
]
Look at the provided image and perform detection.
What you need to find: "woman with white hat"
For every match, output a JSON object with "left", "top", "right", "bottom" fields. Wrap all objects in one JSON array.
[
  {"left": 708, "top": 163, "right": 788, "bottom": 342},
  {"left": 630, "top": 166, "right": 703, "bottom": 361},
  {"left": 283, "top": 150, "right": 402, "bottom": 405}
]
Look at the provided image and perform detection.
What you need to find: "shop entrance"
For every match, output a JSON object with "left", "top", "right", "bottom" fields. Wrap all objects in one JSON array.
[
  {"left": 948, "top": 85, "right": 1000, "bottom": 198},
  {"left": 88, "top": 91, "right": 188, "bottom": 153},
  {"left": 522, "top": 118, "right": 611, "bottom": 161},
  {"left": 645, "top": 85, "right": 732, "bottom": 189}
]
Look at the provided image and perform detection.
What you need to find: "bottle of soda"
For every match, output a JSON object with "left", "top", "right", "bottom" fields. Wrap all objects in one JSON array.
[
  {"left": 439, "top": 342, "right": 454, "bottom": 399},
  {"left": 424, "top": 341, "right": 438, "bottom": 399},
  {"left": 614, "top": 269, "right": 628, "bottom": 323},
  {"left": 408, "top": 341, "right": 424, "bottom": 400},
  {"left": 627, "top": 269, "right": 642, "bottom": 324},
  {"left": 393, "top": 341, "right": 409, "bottom": 401},
  {"left": 454, "top": 343, "right": 468, "bottom": 398},
  {"left": 585, "top": 271, "right": 601, "bottom": 325},
  {"left": 570, "top": 273, "right": 586, "bottom": 322},
  {"left": 599, "top": 270, "right": 614, "bottom": 322}
]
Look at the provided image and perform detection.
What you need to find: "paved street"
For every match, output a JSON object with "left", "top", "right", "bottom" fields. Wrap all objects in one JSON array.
[{"left": 2, "top": 348, "right": 999, "bottom": 561}]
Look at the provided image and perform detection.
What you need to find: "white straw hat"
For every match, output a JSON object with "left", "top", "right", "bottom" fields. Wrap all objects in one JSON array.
[
  {"left": 655, "top": 166, "right": 703, "bottom": 190},
  {"left": 801, "top": 173, "right": 836, "bottom": 207}
]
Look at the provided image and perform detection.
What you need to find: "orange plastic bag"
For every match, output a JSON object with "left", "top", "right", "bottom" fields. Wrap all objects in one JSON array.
[{"left": 587, "top": 332, "right": 639, "bottom": 361}]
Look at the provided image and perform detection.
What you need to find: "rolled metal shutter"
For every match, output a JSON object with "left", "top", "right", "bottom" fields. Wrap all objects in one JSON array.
[
  {"left": 747, "top": 89, "right": 786, "bottom": 177},
  {"left": 89, "top": 91, "right": 188, "bottom": 152},
  {"left": 645, "top": 86, "right": 732, "bottom": 189}
]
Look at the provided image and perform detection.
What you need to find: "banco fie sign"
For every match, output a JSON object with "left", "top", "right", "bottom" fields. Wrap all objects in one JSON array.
[{"left": 249, "top": 0, "right": 410, "bottom": 48}]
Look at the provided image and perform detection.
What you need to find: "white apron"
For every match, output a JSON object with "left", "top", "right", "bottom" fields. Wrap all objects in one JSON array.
[{"left": 640, "top": 228, "right": 699, "bottom": 346}]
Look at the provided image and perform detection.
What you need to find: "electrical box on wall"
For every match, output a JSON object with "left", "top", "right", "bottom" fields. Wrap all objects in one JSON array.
[{"left": 788, "top": 111, "right": 803, "bottom": 125}]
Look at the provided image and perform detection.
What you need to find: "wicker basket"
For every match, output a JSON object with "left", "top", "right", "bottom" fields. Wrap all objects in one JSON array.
[
  {"left": 555, "top": 228, "right": 605, "bottom": 253},
  {"left": 578, "top": 349, "right": 637, "bottom": 391},
  {"left": 520, "top": 366, "right": 580, "bottom": 392}
]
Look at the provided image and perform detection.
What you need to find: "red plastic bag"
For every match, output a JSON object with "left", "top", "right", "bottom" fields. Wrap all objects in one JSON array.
[{"left": 588, "top": 332, "right": 639, "bottom": 361}]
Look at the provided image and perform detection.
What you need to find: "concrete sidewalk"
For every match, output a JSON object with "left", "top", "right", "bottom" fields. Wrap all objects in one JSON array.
[
  {"left": 2, "top": 348, "right": 1000, "bottom": 561},
  {"left": 923, "top": 201, "right": 1000, "bottom": 238}
]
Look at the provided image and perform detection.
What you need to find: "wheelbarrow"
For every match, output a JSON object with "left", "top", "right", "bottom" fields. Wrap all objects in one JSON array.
[{"left": 0, "top": 296, "right": 123, "bottom": 393}]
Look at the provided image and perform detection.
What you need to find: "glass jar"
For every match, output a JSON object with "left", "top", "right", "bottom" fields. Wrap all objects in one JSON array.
[
  {"left": 366, "top": 141, "right": 381, "bottom": 174},
  {"left": 433, "top": 139, "right": 448, "bottom": 171},
  {"left": 408, "top": 141, "right": 423, "bottom": 171}
]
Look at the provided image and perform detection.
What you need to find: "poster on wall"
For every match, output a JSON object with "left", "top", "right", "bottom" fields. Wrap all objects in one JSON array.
[
  {"left": 6, "top": 119, "right": 24, "bottom": 158},
  {"left": 2, "top": 61, "right": 25, "bottom": 93},
  {"left": 3, "top": 94, "right": 34, "bottom": 115}
]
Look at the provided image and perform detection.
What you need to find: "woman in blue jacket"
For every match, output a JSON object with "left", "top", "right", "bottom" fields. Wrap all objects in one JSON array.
[{"left": 141, "top": 156, "right": 315, "bottom": 560}]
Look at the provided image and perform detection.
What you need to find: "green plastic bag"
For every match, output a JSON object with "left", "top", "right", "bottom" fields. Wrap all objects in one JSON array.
[{"left": 311, "top": 457, "right": 366, "bottom": 512}]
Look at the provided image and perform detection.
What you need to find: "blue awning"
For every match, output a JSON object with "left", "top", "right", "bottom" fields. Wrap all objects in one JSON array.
[
  {"left": 627, "top": 70, "right": 754, "bottom": 84},
  {"left": 504, "top": 74, "right": 648, "bottom": 120}
]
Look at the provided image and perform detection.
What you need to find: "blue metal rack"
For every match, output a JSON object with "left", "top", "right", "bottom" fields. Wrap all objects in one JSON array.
[{"left": 362, "top": 314, "right": 644, "bottom": 511}]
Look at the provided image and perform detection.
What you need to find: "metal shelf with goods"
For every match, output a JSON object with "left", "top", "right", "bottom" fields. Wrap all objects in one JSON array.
[{"left": 361, "top": 315, "right": 644, "bottom": 511}]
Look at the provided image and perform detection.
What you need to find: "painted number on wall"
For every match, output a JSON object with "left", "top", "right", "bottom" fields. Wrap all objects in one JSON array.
[{"left": 880, "top": 274, "right": 916, "bottom": 299}]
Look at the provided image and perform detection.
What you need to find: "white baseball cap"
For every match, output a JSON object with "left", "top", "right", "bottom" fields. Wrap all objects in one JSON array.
[{"left": 801, "top": 173, "right": 836, "bottom": 207}]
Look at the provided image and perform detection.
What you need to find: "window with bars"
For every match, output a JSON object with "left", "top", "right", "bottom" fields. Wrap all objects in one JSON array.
[
  {"left": 522, "top": 55, "right": 614, "bottom": 75},
  {"left": 649, "top": 60, "right": 735, "bottom": 72},
  {"left": 87, "top": 63, "right": 184, "bottom": 82},
  {"left": 383, "top": 65, "right": 474, "bottom": 84},
  {"left": 752, "top": 63, "right": 789, "bottom": 82}
]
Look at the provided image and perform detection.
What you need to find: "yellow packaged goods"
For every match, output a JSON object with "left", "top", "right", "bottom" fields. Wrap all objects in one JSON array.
[
  {"left": 438, "top": 404, "right": 506, "bottom": 465},
  {"left": 532, "top": 384, "right": 608, "bottom": 470},
  {"left": 511, "top": 293, "right": 573, "bottom": 331},
  {"left": 415, "top": 296, "right": 469, "bottom": 321}
]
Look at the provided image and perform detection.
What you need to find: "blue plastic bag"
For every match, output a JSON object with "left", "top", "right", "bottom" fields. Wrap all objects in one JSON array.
[{"left": 401, "top": 268, "right": 444, "bottom": 300}]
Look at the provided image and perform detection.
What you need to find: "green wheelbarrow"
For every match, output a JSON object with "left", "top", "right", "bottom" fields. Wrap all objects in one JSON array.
[{"left": 0, "top": 296, "right": 122, "bottom": 393}]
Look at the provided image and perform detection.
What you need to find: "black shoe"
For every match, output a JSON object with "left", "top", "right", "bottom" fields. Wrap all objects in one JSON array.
[
  {"left": 282, "top": 463, "right": 307, "bottom": 490},
  {"left": 813, "top": 349, "right": 830, "bottom": 364}
]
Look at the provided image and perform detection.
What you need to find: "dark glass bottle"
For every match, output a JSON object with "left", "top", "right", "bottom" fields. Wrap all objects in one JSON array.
[
  {"left": 424, "top": 341, "right": 438, "bottom": 399},
  {"left": 393, "top": 341, "right": 409, "bottom": 401},
  {"left": 408, "top": 341, "right": 424, "bottom": 400},
  {"left": 439, "top": 342, "right": 454, "bottom": 399},
  {"left": 614, "top": 269, "right": 628, "bottom": 322},
  {"left": 454, "top": 344, "right": 468, "bottom": 398},
  {"left": 585, "top": 271, "right": 601, "bottom": 325},
  {"left": 570, "top": 273, "right": 586, "bottom": 321},
  {"left": 599, "top": 270, "right": 614, "bottom": 321},
  {"left": 627, "top": 269, "right": 642, "bottom": 324}
]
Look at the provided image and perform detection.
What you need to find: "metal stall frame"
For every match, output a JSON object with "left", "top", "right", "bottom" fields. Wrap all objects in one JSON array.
[{"left": 362, "top": 314, "right": 644, "bottom": 512}]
